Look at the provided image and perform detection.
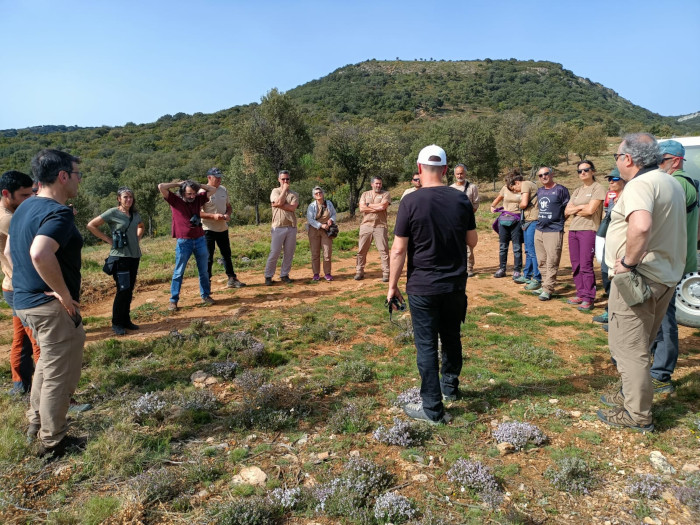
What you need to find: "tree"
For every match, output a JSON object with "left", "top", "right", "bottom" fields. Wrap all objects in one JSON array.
[
  {"left": 228, "top": 152, "right": 272, "bottom": 225},
  {"left": 525, "top": 121, "right": 567, "bottom": 178},
  {"left": 121, "top": 166, "right": 164, "bottom": 236},
  {"left": 495, "top": 111, "right": 530, "bottom": 173},
  {"left": 571, "top": 125, "right": 607, "bottom": 161},
  {"left": 239, "top": 89, "right": 313, "bottom": 222},
  {"left": 325, "top": 120, "right": 402, "bottom": 217}
]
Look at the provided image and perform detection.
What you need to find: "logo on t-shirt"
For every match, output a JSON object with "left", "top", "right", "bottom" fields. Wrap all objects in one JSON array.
[{"left": 539, "top": 197, "right": 550, "bottom": 211}]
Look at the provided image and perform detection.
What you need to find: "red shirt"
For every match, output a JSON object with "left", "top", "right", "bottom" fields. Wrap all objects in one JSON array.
[
  {"left": 165, "top": 191, "right": 208, "bottom": 239},
  {"left": 604, "top": 190, "right": 617, "bottom": 208}
]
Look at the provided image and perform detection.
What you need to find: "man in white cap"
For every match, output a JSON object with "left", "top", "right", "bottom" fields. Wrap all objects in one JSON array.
[{"left": 387, "top": 145, "right": 477, "bottom": 424}]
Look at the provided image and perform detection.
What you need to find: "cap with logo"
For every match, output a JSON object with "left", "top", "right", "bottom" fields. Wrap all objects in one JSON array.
[
  {"left": 207, "top": 167, "right": 223, "bottom": 177},
  {"left": 417, "top": 144, "right": 447, "bottom": 166}
]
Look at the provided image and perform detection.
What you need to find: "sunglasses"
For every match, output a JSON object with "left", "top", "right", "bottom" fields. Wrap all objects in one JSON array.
[
  {"left": 280, "top": 178, "right": 290, "bottom": 182},
  {"left": 577, "top": 168, "right": 592, "bottom": 174},
  {"left": 613, "top": 153, "right": 627, "bottom": 162},
  {"left": 537, "top": 172, "right": 551, "bottom": 178},
  {"left": 412, "top": 178, "right": 420, "bottom": 182},
  {"left": 607, "top": 177, "right": 621, "bottom": 182}
]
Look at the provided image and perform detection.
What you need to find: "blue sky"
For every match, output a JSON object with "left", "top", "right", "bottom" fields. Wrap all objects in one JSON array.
[{"left": 1, "top": 0, "right": 698, "bottom": 129}]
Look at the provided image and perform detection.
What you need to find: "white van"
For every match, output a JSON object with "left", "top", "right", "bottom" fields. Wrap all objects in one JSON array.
[{"left": 658, "top": 136, "right": 700, "bottom": 327}]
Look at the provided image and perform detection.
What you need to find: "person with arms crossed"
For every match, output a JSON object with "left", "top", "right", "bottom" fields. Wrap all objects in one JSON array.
[
  {"left": 356, "top": 175, "right": 391, "bottom": 281},
  {"left": 450, "top": 164, "right": 480, "bottom": 277}
]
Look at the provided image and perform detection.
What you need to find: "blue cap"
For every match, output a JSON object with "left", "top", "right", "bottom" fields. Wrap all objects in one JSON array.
[{"left": 659, "top": 140, "right": 685, "bottom": 159}]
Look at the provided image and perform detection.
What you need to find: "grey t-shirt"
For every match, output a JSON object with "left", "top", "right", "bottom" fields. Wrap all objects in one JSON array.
[{"left": 100, "top": 207, "right": 142, "bottom": 258}]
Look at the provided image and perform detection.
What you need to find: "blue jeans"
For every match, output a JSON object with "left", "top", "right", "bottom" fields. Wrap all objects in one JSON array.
[
  {"left": 649, "top": 288, "right": 678, "bottom": 383},
  {"left": 170, "top": 237, "right": 210, "bottom": 303},
  {"left": 408, "top": 291, "right": 467, "bottom": 421},
  {"left": 522, "top": 222, "right": 541, "bottom": 281}
]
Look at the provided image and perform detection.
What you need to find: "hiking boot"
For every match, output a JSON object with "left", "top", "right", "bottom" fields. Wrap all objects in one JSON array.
[
  {"left": 168, "top": 301, "right": 179, "bottom": 311},
  {"left": 280, "top": 275, "right": 293, "bottom": 284},
  {"left": 26, "top": 423, "right": 40, "bottom": 444},
  {"left": 600, "top": 388, "right": 625, "bottom": 407},
  {"left": 324, "top": 274, "right": 334, "bottom": 281},
  {"left": 112, "top": 325, "right": 126, "bottom": 336},
  {"left": 125, "top": 321, "right": 139, "bottom": 330},
  {"left": 577, "top": 302, "right": 593, "bottom": 312},
  {"left": 513, "top": 274, "right": 529, "bottom": 284},
  {"left": 538, "top": 291, "right": 551, "bottom": 301},
  {"left": 467, "top": 271, "right": 476, "bottom": 278},
  {"left": 382, "top": 275, "right": 390, "bottom": 283},
  {"left": 227, "top": 277, "right": 246, "bottom": 288},
  {"left": 36, "top": 435, "right": 88, "bottom": 459},
  {"left": 402, "top": 402, "right": 451, "bottom": 425},
  {"left": 652, "top": 378, "right": 675, "bottom": 395},
  {"left": 354, "top": 273, "right": 364, "bottom": 281},
  {"left": 265, "top": 277, "right": 274, "bottom": 286},
  {"left": 525, "top": 280, "right": 541, "bottom": 291},
  {"left": 597, "top": 407, "right": 654, "bottom": 432},
  {"left": 202, "top": 296, "right": 215, "bottom": 306},
  {"left": 567, "top": 297, "right": 583, "bottom": 305},
  {"left": 592, "top": 311, "right": 608, "bottom": 324},
  {"left": 493, "top": 269, "right": 506, "bottom": 278},
  {"left": 512, "top": 271, "right": 522, "bottom": 281},
  {"left": 312, "top": 274, "right": 320, "bottom": 281}
]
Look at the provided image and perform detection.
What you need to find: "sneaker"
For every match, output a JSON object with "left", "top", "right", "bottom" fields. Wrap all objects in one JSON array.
[
  {"left": 227, "top": 277, "right": 246, "bottom": 289},
  {"left": 202, "top": 296, "right": 216, "bottom": 306},
  {"left": 513, "top": 274, "right": 529, "bottom": 284},
  {"left": 538, "top": 291, "right": 551, "bottom": 301},
  {"left": 577, "top": 302, "right": 593, "bottom": 312},
  {"left": 8, "top": 382, "right": 29, "bottom": 396},
  {"left": 280, "top": 275, "right": 293, "bottom": 284},
  {"left": 324, "top": 274, "right": 333, "bottom": 281},
  {"left": 312, "top": 274, "right": 320, "bottom": 281},
  {"left": 525, "top": 280, "right": 541, "bottom": 291},
  {"left": 125, "top": 321, "right": 139, "bottom": 330},
  {"left": 168, "top": 301, "right": 179, "bottom": 311},
  {"left": 493, "top": 269, "right": 506, "bottom": 278},
  {"left": 592, "top": 311, "right": 608, "bottom": 324},
  {"left": 600, "top": 389, "right": 625, "bottom": 407},
  {"left": 36, "top": 435, "right": 88, "bottom": 459},
  {"left": 354, "top": 273, "right": 364, "bottom": 281},
  {"left": 602, "top": 323, "right": 608, "bottom": 332},
  {"left": 382, "top": 275, "right": 390, "bottom": 283},
  {"left": 512, "top": 271, "right": 522, "bottom": 281},
  {"left": 467, "top": 271, "right": 476, "bottom": 278},
  {"left": 652, "top": 378, "right": 675, "bottom": 394},
  {"left": 596, "top": 407, "right": 654, "bottom": 432},
  {"left": 442, "top": 393, "right": 458, "bottom": 402},
  {"left": 112, "top": 325, "right": 126, "bottom": 336},
  {"left": 265, "top": 277, "right": 273, "bottom": 286},
  {"left": 567, "top": 297, "right": 583, "bottom": 305},
  {"left": 402, "top": 402, "right": 451, "bottom": 425},
  {"left": 530, "top": 287, "right": 543, "bottom": 295},
  {"left": 26, "top": 423, "right": 40, "bottom": 444}
]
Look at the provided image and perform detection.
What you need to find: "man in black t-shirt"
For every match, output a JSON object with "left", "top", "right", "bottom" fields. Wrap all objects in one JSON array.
[
  {"left": 10, "top": 149, "right": 86, "bottom": 457},
  {"left": 387, "top": 145, "right": 478, "bottom": 424}
]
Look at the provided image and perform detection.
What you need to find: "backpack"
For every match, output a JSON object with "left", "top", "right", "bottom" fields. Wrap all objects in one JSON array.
[{"left": 675, "top": 174, "right": 700, "bottom": 213}]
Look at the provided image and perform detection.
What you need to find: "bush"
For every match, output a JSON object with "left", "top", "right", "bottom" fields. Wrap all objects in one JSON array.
[
  {"left": 373, "top": 418, "right": 431, "bottom": 447},
  {"left": 446, "top": 458, "right": 503, "bottom": 509},
  {"left": 626, "top": 474, "right": 664, "bottom": 499},
  {"left": 335, "top": 359, "right": 375, "bottom": 382},
  {"left": 373, "top": 491, "right": 417, "bottom": 523},
  {"left": 328, "top": 400, "right": 374, "bottom": 434},
  {"left": 545, "top": 457, "right": 595, "bottom": 494},
  {"left": 132, "top": 467, "right": 183, "bottom": 503},
  {"left": 212, "top": 496, "right": 282, "bottom": 525},
  {"left": 492, "top": 422, "right": 547, "bottom": 450}
]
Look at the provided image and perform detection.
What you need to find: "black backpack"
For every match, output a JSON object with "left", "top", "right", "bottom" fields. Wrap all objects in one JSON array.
[{"left": 675, "top": 174, "right": 700, "bottom": 213}]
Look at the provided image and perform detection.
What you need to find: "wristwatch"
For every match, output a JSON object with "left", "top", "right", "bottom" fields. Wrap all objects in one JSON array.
[{"left": 620, "top": 256, "right": 637, "bottom": 269}]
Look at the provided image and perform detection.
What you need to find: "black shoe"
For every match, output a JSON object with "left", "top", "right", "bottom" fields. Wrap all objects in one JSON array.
[
  {"left": 265, "top": 277, "right": 274, "bottom": 286},
  {"left": 112, "top": 325, "right": 126, "bottom": 336},
  {"left": 280, "top": 275, "right": 293, "bottom": 284},
  {"left": 26, "top": 423, "right": 40, "bottom": 444},
  {"left": 36, "top": 435, "right": 88, "bottom": 458},
  {"left": 125, "top": 321, "right": 139, "bottom": 330}
]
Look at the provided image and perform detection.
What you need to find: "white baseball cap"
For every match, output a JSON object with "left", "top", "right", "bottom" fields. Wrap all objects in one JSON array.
[{"left": 417, "top": 144, "right": 447, "bottom": 166}]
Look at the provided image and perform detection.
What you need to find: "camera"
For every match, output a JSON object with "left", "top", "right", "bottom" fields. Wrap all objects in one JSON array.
[
  {"left": 112, "top": 229, "right": 128, "bottom": 250},
  {"left": 385, "top": 296, "right": 406, "bottom": 313},
  {"left": 189, "top": 215, "right": 202, "bottom": 228}
]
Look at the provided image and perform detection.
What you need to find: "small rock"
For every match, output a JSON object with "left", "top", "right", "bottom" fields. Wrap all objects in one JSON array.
[
  {"left": 231, "top": 466, "right": 267, "bottom": 486},
  {"left": 548, "top": 398, "right": 559, "bottom": 404},
  {"left": 303, "top": 475, "right": 317, "bottom": 487},
  {"left": 486, "top": 312, "right": 504, "bottom": 317},
  {"left": 649, "top": 451, "right": 676, "bottom": 475},
  {"left": 617, "top": 470, "right": 625, "bottom": 476},
  {"left": 604, "top": 521, "right": 612, "bottom": 525},
  {"left": 643, "top": 517, "right": 661, "bottom": 525},
  {"left": 488, "top": 378, "right": 496, "bottom": 384},
  {"left": 483, "top": 324, "right": 490, "bottom": 329},
  {"left": 241, "top": 256, "right": 251, "bottom": 263},
  {"left": 53, "top": 465, "right": 71, "bottom": 477},
  {"left": 518, "top": 484, "right": 525, "bottom": 491},
  {"left": 668, "top": 519, "right": 677, "bottom": 524},
  {"left": 490, "top": 419, "right": 499, "bottom": 428},
  {"left": 204, "top": 376, "right": 218, "bottom": 386},
  {"left": 412, "top": 474, "right": 428, "bottom": 483},
  {"left": 661, "top": 491, "right": 676, "bottom": 504},
  {"left": 191, "top": 370, "right": 208, "bottom": 383},
  {"left": 197, "top": 489, "right": 209, "bottom": 498},
  {"left": 681, "top": 462, "right": 700, "bottom": 473},
  {"left": 497, "top": 442, "right": 515, "bottom": 456},
  {"left": 206, "top": 437, "right": 215, "bottom": 444},
  {"left": 570, "top": 410, "right": 582, "bottom": 418},
  {"left": 245, "top": 434, "right": 257, "bottom": 442},
  {"left": 295, "top": 434, "right": 308, "bottom": 445},
  {"left": 317, "top": 452, "right": 330, "bottom": 461},
  {"left": 349, "top": 450, "right": 360, "bottom": 457}
]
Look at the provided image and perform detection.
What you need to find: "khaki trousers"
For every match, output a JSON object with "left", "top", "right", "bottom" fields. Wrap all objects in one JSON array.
[
  {"left": 17, "top": 300, "right": 86, "bottom": 448},
  {"left": 608, "top": 275, "right": 673, "bottom": 426},
  {"left": 356, "top": 225, "right": 389, "bottom": 277},
  {"left": 308, "top": 226, "right": 333, "bottom": 276},
  {"left": 534, "top": 230, "right": 563, "bottom": 293},
  {"left": 467, "top": 245, "right": 475, "bottom": 273}
]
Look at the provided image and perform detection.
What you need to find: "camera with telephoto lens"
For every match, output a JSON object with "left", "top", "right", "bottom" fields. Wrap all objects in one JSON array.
[
  {"left": 189, "top": 215, "right": 202, "bottom": 228},
  {"left": 112, "top": 229, "right": 128, "bottom": 250}
]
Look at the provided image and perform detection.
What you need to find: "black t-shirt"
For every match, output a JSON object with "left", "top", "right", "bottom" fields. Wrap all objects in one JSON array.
[
  {"left": 9, "top": 197, "right": 83, "bottom": 310},
  {"left": 394, "top": 186, "right": 476, "bottom": 295}
]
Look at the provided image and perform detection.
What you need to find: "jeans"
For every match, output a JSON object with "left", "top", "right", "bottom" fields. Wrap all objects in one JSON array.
[
  {"left": 522, "top": 222, "right": 540, "bottom": 281},
  {"left": 112, "top": 257, "right": 139, "bottom": 327},
  {"left": 498, "top": 221, "right": 522, "bottom": 272},
  {"left": 649, "top": 288, "right": 678, "bottom": 383},
  {"left": 205, "top": 229, "right": 237, "bottom": 280},
  {"left": 170, "top": 237, "right": 210, "bottom": 303},
  {"left": 408, "top": 291, "right": 467, "bottom": 421}
]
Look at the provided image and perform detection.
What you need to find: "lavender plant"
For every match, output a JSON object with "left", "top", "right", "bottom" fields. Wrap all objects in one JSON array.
[
  {"left": 492, "top": 422, "right": 548, "bottom": 450},
  {"left": 374, "top": 491, "right": 417, "bottom": 524},
  {"left": 394, "top": 387, "right": 422, "bottom": 407},
  {"left": 446, "top": 458, "right": 503, "bottom": 509},
  {"left": 210, "top": 361, "right": 239, "bottom": 380},
  {"left": 230, "top": 372, "right": 307, "bottom": 430},
  {"left": 373, "top": 418, "right": 431, "bottom": 447},
  {"left": 132, "top": 467, "right": 183, "bottom": 503},
  {"left": 179, "top": 389, "right": 218, "bottom": 411},
  {"left": 328, "top": 400, "right": 373, "bottom": 434},
  {"left": 267, "top": 487, "right": 302, "bottom": 510},
  {"left": 335, "top": 359, "right": 375, "bottom": 383},
  {"left": 212, "top": 496, "right": 282, "bottom": 525},
  {"left": 545, "top": 457, "right": 595, "bottom": 494},
  {"left": 626, "top": 474, "right": 664, "bottom": 499},
  {"left": 132, "top": 392, "right": 167, "bottom": 420}
]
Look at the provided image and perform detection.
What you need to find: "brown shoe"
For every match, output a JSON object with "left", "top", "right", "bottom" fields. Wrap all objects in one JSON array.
[
  {"left": 597, "top": 407, "right": 654, "bottom": 432},
  {"left": 36, "top": 435, "right": 87, "bottom": 458},
  {"left": 354, "top": 273, "right": 364, "bottom": 281},
  {"left": 600, "top": 389, "right": 625, "bottom": 407},
  {"left": 168, "top": 301, "right": 179, "bottom": 311},
  {"left": 382, "top": 275, "right": 389, "bottom": 283},
  {"left": 202, "top": 296, "right": 215, "bottom": 306}
]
